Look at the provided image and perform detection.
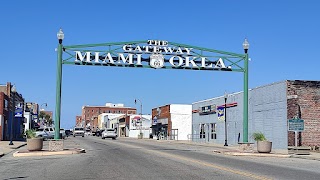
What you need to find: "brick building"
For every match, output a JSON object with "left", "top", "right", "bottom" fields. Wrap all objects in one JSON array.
[
  {"left": 192, "top": 80, "right": 320, "bottom": 150},
  {"left": 77, "top": 103, "right": 136, "bottom": 129},
  {"left": 0, "top": 92, "right": 9, "bottom": 140},
  {"left": 0, "top": 82, "right": 25, "bottom": 141},
  {"left": 75, "top": 116, "right": 82, "bottom": 127},
  {"left": 287, "top": 80, "right": 320, "bottom": 147},
  {"left": 151, "top": 104, "right": 192, "bottom": 140}
]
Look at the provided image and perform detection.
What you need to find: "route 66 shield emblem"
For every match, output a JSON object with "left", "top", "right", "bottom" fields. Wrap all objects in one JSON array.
[{"left": 150, "top": 53, "right": 164, "bottom": 69}]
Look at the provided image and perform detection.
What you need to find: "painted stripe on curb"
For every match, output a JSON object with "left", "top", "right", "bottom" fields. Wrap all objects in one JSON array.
[{"left": 12, "top": 149, "right": 85, "bottom": 157}]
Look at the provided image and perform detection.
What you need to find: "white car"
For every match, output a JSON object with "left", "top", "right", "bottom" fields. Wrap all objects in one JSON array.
[
  {"left": 101, "top": 128, "right": 117, "bottom": 140},
  {"left": 73, "top": 127, "right": 85, "bottom": 137},
  {"left": 60, "top": 128, "right": 66, "bottom": 139},
  {"left": 35, "top": 127, "right": 55, "bottom": 139}
]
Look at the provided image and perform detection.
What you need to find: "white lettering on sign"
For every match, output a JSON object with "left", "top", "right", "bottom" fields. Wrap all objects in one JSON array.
[
  {"left": 74, "top": 40, "right": 232, "bottom": 70},
  {"left": 118, "top": 54, "right": 134, "bottom": 64},
  {"left": 169, "top": 56, "right": 184, "bottom": 67}
]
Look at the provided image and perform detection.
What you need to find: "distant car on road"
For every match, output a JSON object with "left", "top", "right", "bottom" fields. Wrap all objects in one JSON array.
[
  {"left": 60, "top": 128, "right": 66, "bottom": 139},
  {"left": 73, "top": 127, "right": 85, "bottom": 137},
  {"left": 65, "top": 129, "right": 72, "bottom": 137},
  {"left": 84, "top": 128, "right": 93, "bottom": 136},
  {"left": 95, "top": 129, "right": 104, "bottom": 137},
  {"left": 101, "top": 128, "right": 117, "bottom": 140}
]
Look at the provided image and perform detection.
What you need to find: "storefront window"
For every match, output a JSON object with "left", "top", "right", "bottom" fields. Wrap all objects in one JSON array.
[
  {"left": 211, "top": 123, "right": 217, "bottom": 139},
  {"left": 200, "top": 124, "right": 205, "bottom": 139},
  {"left": 4, "top": 99, "right": 8, "bottom": 110}
]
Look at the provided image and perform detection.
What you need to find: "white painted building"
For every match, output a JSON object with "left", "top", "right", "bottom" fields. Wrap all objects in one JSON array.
[
  {"left": 97, "top": 113, "right": 125, "bottom": 129},
  {"left": 151, "top": 104, "right": 192, "bottom": 140},
  {"left": 128, "top": 114, "right": 152, "bottom": 138}
]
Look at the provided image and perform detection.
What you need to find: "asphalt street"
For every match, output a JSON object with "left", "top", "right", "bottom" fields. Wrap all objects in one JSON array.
[{"left": 0, "top": 136, "right": 319, "bottom": 180}]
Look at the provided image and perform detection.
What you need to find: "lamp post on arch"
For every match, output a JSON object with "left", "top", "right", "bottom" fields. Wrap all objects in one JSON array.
[
  {"left": 242, "top": 38, "right": 249, "bottom": 142},
  {"left": 54, "top": 28, "right": 64, "bottom": 139}
]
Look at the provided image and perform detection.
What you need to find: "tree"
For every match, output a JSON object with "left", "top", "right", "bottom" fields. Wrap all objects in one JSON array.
[
  {"left": 39, "top": 111, "right": 46, "bottom": 121},
  {"left": 44, "top": 114, "right": 51, "bottom": 126}
]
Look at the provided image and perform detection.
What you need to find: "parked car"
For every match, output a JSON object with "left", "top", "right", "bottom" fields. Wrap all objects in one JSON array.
[
  {"left": 95, "top": 129, "right": 104, "bottom": 137},
  {"left": 73, "top": 127, "right": 85, "bottom": 137},
  {"left": 101, "top": 128, "right": 117, "bottom": 140},
  {"left": 60, "top": 128, "right": 66, "bottom": 139},
  {"left": 85, "top": 129, "right": 92, "bottom": 136},
  {"left": 65, "top": 129, "right": 72, "bottom": 137},
  {"left": 35, "top": 127, "right": 55, "bottom": 140}
]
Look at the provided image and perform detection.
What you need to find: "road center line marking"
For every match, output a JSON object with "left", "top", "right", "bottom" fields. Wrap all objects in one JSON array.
[{"left": 100, "top": 140, "right": 272, "bottom": 180}]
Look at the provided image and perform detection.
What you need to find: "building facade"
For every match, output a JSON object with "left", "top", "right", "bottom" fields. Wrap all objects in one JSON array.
[
  {"left": 75, "top": 116, "right": 82, "bottom": 127},
  {"left": 128, "top": 114, "right": 152, "bottom": 138},
  {"left": 80, "top": 103, "right": 136, "bottom": 128},
  {"left": 192, "top": 80, "right": 320, "bottom": 150},
  {"left": 151, "top": 104, "right": 192, "bottom": 140},
  {"left": 0, "top": 82, "right": 25, "bottom": 141},
  {"left": 286, "top": 80, "right": 320, "bottom": 147}
]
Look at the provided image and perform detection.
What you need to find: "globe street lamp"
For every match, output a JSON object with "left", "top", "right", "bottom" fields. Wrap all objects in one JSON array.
[
  {"left": 224, "top": 91, "right": 228, "bottom": 146},
  {"left": 242, "top": 38, "right": 249, "bottom": 54},
  {"left": 134, "top": 99, "right": 142, "bottom": 137},
  {"left": 57, "top": 28, "right": 64, "bottom": 44},
  {"left": 9, "top": 85, "right": 16, "bottom": 145}
]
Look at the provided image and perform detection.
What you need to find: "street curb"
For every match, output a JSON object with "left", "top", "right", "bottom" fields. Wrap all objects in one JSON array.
[
  {"left": 213, "top": 150, "right": 291, "bottom": 158},
  {"left": 12, "top": 148, "right": 86, "bottom": 157},
  {"left": 227, "top": 152, "right": 291, "bottom": 158},
  {"left": 290, "top": 155, "right": 320, "bottom": 161}
]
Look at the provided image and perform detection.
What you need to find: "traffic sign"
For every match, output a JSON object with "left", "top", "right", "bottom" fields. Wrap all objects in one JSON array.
[{"left": 288, "top": 118, "right": 304, "bottom": 131}]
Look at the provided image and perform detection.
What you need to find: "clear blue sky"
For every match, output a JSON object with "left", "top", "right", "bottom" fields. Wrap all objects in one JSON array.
[{"left": 1, "top": 1, "right": 319, "bottom": 129}]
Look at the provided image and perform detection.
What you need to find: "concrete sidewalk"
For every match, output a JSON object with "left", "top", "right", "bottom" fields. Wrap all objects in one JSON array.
[
  {"left": 0, "top": 140, "right": 27, "bottom": 157},
  {"left": 142, "top": 138, "right": 320, "bottom": 161}
]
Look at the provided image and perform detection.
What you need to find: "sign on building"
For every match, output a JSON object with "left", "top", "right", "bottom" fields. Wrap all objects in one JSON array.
[
  {"left": 288, "top": 118, "right": 304, "bottom": 131},
  {"left": 199, "top": 105, "right": 216, "bottom": 115}
]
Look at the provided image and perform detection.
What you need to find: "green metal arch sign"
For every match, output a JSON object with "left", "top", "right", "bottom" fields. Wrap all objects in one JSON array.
[
  {"left": 62, "top": 40, "right": 246, "bottom": 72},
  {"left": 55, "top": 30, "right": 249, "bottom": 143}
]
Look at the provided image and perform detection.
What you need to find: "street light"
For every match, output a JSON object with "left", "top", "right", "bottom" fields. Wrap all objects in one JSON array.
[
  {"left": 57, "top": 28, "right": 64, "bottom": 44},
  {"left": 40, "top": 103, "right": 47, "bottom": 111},
  {"left": 242, "top": 38, "right": 250, "bottom": 143},
  {"left": 243, "top": 38, "right": 249, "bottom": 54},
  {"left": 54, "top": 28, "right": 64, "bottom": 139},
  {"left": 9, "top": 85, "right": 16, "bottom": 145},
  {"left": 224, "top": 91, "right": 228, "bottom": 146},
  {"left": 134, "top": 99, "right": 142, "bottom": 137}
]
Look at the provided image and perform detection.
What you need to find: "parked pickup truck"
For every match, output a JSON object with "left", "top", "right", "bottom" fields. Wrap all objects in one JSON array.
[
  {"left": 35, "top": 127, "right": 55, "bottom": 139},
  {"left": 35, "top": 127, "right": 66, "bottom": 139}
]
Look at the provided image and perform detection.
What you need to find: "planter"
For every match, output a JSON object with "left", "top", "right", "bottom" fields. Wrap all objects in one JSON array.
[
  {"left": 257, "top": 141, "right": 272, "bottom": 153},
  {"left": 27, "top": 138, "right": 43, "bottom": 151}
]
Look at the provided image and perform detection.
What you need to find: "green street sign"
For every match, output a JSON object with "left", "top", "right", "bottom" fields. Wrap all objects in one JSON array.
[{"left": 288, "top": 119, "right": 304, "bottom": 131}]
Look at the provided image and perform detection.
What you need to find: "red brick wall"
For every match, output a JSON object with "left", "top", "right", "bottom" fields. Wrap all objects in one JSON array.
[
  {"left": 81, "top": 106, "right": 136, "bottom": 127},
  {"left": 0, "top": 92, "right": 3, "bottom": 140},
  {"left": 0, "top": 92, "right": 4, "bottom": 115},
  {"left": 287, "top": 80, "right": 320, "bottom": 146},
  {"left": 75, "top": 116, "right": 82, "bottom": 126},
  {"left": 0, "top": 92, "right": 9, "bottom": 141},
  {"left": 152, "top": 105, "right": 171, "bottom": 136}
]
